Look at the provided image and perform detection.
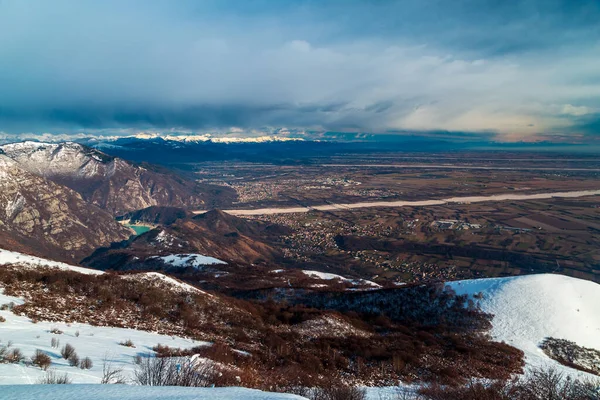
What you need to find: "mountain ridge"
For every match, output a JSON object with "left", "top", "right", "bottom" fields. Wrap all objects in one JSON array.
[
  {"left": 0, "top": 141, "right": 232, "bottom": 215},
  {"left": 0, "top": 153, "right": 131, "bottom": 261},
  {"left": 83, "top": 209, "right": 290, "bottom": 270}
]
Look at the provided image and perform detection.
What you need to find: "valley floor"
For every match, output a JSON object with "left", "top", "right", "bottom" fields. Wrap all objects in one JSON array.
[{"left": 214, "top": 189, "right": 600, "bottom": 215}]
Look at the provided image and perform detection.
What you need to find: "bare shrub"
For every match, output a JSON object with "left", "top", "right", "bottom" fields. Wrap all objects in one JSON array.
[
  {"left": 61, "top": 343, "right": 75, "bottom": 360},
  {"left": 0, "top": 315, "right": 5, "bottom": 322},
  {"left": 119, "top": 339, "right": 135, "bottom": 348},
  {"left": 418, "top": 367, "right": 600, "bottom": 400},
  {"left": 133, "top": 354, "right": 143, "bottom": 365},
  {"left": 419, "top": 380, "right": 511, "bottom": 400},
  {"left": 312, "top": 385, "right": 367, "bottom": 400},
  {"left": 5, "top": 347, "right": 24, "bottom": 363},
  {"left": 284, "top": 386, "right": 312, "bottom": 397},
  {"left": 68, "top": 352, "right": 80, "bottom": 367},
  {"left": 509, "top": 367, "right": 600, "bottom": 400},
  {"left": 38, "top": 370, "right": 72, "bottom": 384},
  {"left": 133, "top": 355, "right": 218, "bottom": 387},
  {"left": 540, "top": 337, "right": 600, "bottom": 376},
  {"left": 101, "top": 355, "right": 126, "bottom": 384},
  {"left": 75, "top": 330, "right": 80, "bottom": 337},
  {"left": 50, "top": 327, "right": 63, "bottom": 335},
  {"left": 51, "top": 337, "right": 60, "bottom": 348},
  {"left": 79, "top": 357, "right": 93, "bottom": 370},
  {"left": 32, "top": 350, "right": 52, "bottom": 370}
]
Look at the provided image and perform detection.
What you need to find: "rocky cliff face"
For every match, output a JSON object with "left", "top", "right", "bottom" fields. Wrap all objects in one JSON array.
[
  {"left": 0, "top": 153, "right": 131, "bottom": 261},
  {"left": 0, "top": 141, "right": 209, "bottom": 215}
]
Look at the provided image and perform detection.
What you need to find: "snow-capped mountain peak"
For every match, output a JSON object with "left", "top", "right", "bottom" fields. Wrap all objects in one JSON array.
[{"left": 0, "top": 141, "right": 113, "bottom": 179}]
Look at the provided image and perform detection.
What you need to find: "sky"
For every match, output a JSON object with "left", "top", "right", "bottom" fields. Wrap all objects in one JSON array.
[{"left": 0, "top": 0, "right": 599, "bottom": 142}]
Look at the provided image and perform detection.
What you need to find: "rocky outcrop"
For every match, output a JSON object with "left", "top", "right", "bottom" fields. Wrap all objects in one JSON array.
[
  {"left": 0, "top": 141, "right": 211, "bottom": 215},
  {"left": 0, "top": 153, "right": 131, "bottom": 261}
]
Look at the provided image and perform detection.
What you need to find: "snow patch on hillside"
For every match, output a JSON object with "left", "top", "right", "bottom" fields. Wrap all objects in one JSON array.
[
  {"left": 302, "top": 270, "right": 381, "bottom": 288},
  {"left": 0, "top": 248, "right": 103, "bottom": 276},
  {"left": 149, "top": 253, "right": 226, "bottom": 268},
  {"left": 0, "top": 289, "right": 206, "bottom": 384},
  {"left": 124, "top": 272, "right": 210, "bottom": 296},
  {"left": 448, "top": 274, "right": 600, "bottom": 377}
]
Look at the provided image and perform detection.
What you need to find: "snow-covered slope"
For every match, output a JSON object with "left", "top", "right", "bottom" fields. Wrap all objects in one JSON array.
[
  {"left": 0, "top": 249, "right": 103, "bottom": 275},
  {"left": 0, "top": 288, "right": 208, "bottom": 384},
  {"left": 1, "top": 385, "right": 307, "bottom": 400},
  {"left": 448, "top": 274, "right": 600, "bottom": 376},
  {"left": 0, "top": 141, "right": 113, "bottom": 179}
]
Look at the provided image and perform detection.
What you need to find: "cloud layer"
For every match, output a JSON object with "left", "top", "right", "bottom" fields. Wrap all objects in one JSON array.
[{"left": 0, "top": 0, "right": 599, "bottom": 140}]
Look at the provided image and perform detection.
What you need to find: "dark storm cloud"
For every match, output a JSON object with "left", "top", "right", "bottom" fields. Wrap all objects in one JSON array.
[
  {"left": 0, "top": 0, "right": 599, "bottom": 139},
  {"left": 568, "top": 113, "right": 600, "bottom": 136}
]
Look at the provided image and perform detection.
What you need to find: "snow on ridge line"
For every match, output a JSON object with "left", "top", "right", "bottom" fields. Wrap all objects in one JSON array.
[
  {"left": 124, "top": 272, "right": 211, "bottom": 296},
  {"left": 0, "top": 248, "right": 209, "bottom": 295},
  {"left": 0, "top": 248, "right": 104, "bottom": 275},
  {"left": 302, "top": 270, "right": 381, "bottom": 288},
  {"left": 447, "top": 274, "right": 600, "bottom": 377}
]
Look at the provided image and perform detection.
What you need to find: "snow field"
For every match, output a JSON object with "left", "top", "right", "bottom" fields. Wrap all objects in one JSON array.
[
  {"left": 448, "top": 274, "right": 600, "bottom": 378},
  {"left": 0, "top": 288, "right": 209, "bottom": 385},
  {"left": 0, "top": 385, "right": 308, "bottom": 400}
]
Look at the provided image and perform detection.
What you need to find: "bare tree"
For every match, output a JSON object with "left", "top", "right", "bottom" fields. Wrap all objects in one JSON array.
[
  {"left": 60, "top": 343, "right": 76, "bottom": 360},
  {"left": 5, "top": 347, "right": 24, "bottom": 363},
  {"left": 31, "top": 349, "right": 52, "bottom": 370},
  {"left": 312, "top": 385, "right": 367, "bottom": 400},
  {"left": 38, "top": 370, "right": 72, "bottom": 384},
  {"left": 417, "top": 367, "right": 600, "bottom": 400},
  {"left": 509, "top": 367, "right": 600, "bottom": 400},
  {"left": 68, "top": 352, "right": 80, "bottom": 367},
  {"left": 79, "top": 357, "right": 93, "bottom": 370},
  {"left": 101, "top": 353, "right": 126, "bottom": 384}
]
